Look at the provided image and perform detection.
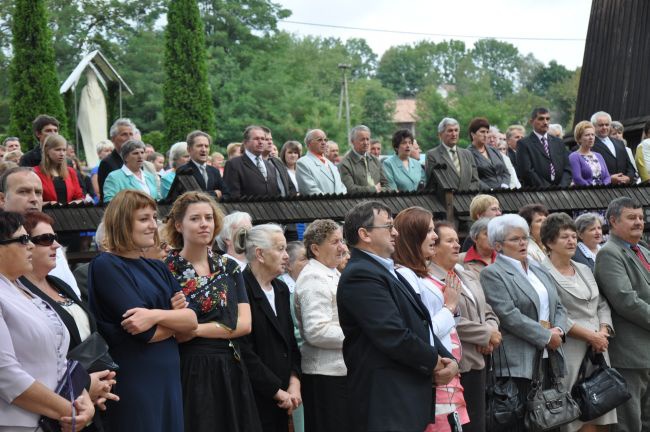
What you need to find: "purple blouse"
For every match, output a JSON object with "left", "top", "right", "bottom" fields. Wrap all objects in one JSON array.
[{"left": 569, "top": 151, "right": 611, "bottom": 186}]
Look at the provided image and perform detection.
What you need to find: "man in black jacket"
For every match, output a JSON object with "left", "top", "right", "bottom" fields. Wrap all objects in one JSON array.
[
  {"left": 176, "top": 130, "right": 229, "bottom": 199},
  {"left": 19, "top": 115, "right": 60, "bottom": 167},
  {"left": 591, "top": 110, "right": 636, "bottom": 184},
  {"left": 98, "top": 118, "right": 136, "bottom": 203},
  {"left": 337, "top": 201, "right": 457, "bottom": 432}
]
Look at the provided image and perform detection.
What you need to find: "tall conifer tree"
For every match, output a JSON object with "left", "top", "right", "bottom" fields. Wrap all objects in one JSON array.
[
  {"left": 9, "top": 0, "right": 67, "bottom": 146},
  {"left": 163, "top": 0, "right": 214, "bottom": 143}
]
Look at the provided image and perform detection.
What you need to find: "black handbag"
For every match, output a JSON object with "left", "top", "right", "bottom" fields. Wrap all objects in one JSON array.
[
  {"left": 524, "top": 350, "right": 581, "bottom": 432},
  {"left": 39, "top": 360, "right": 90, "bottom": 432},
  {"left": 571, "top": 349, "right": 631, "bottom": 421},
  {"left": 486, "top": 342, "right": 524, "bottom": 431},
  {"left": 67, "top": 331, "right": 119, "bottom": 373}
]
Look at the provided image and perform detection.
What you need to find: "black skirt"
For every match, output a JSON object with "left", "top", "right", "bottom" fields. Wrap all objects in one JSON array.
[{"left": 179, "top": 337, "right": 262, "bottom": 432}]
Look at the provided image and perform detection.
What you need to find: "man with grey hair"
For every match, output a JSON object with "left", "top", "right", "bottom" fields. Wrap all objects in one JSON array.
[
  {"left": 548, "top": 124, "right": 563, "bottom": 139},
  {"left": 338, "top": 125, "right": 388, "bottom": 193},
  {"left": 425, "top": 117, "right": 480, "bottom": 191},
  {"left": 326, "top": 141, "right": 340, "bottom": 164},
  {"left": 98, "top": 117, "right": 136, "bottom": 202},
  {"left": 3, "top": 137, "right": 20, "bottom": 153},
  {"left": 214, "top": 211, "right": 253, "bottom": 270},
  {"left": 296, "top": 129, "right": 346, "bottom": 195},
  {"left": 595, "top": 196, "right": 650, "bottom": 431},
  {"left": 591, "top": 111, "right": 635, "bottom": 184},
  {"left": 505, "top": 124, "right": 525, "bottom": 168}
]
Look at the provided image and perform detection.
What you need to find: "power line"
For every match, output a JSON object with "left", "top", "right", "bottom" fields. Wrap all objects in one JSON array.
[{"left": 279, "top": 20, "right": 586, "bottom": 42}]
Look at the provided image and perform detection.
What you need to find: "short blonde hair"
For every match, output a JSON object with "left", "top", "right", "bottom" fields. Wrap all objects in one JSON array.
[
  {"left": 163, "top": 191, "right": 224, "bottom": 249},
  {"left": 103, "top": 190, "right": 159, "bottom": 253},
  {"left": 574, "top": 120, "right": 595, "bottom": 144},
  {"left": 469, "top": 194, "right": 500, "bottom": 221},
  {"left": 41, "top": 134, "right": 68, "bottom": 179},
  {"left": 226, "top": 142, "right": 242, "bottom": 159}
]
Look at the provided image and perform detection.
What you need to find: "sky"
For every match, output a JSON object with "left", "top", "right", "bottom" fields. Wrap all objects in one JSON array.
[{"left": 276, "top": 0, "right": 593, "bottom": 70}]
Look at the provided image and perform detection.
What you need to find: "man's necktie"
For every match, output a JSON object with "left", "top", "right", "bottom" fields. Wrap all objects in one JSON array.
[
  {"left": 541, "top": 136, "right": 556, "bottom": 181},
  {"left": 199, "top": 165, "right": 208, "bottom": 188},
  {"left": 256, "top": 156, "right": 267, "bottom": 180},
  {"left": 363, "top": 156, "right": 374, "bottom": 186},
  {"left": 631, "top": 245, "right": 650, "bottom": 272},
  {"left": 449, "top": 148, "right": 460, "bottom": 173}
]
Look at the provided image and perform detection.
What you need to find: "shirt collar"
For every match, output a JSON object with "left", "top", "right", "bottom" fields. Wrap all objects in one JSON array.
[
  {"left": 192, "top": 159, "right": 206, "bottom": 170},
  {"left": 121, "top": 164, "right": 137, "bottom": 177},
  {"left": 577, "top": 242, "right": 599, "bottom": 261},
  {"left": 464, "top": 245, "right": 496, "bottom": 266},
  {"left": 308, "top": 257, "right": 340, "bottom": 276},
  {"left": 360, "top": 249, "right": 397, "bottom": 276},
  {"left": 499, "top": 252, "right": 531, "bottom": 276},
  {"left": 533, "top": 130, "right": 548, "bottom": 142}
]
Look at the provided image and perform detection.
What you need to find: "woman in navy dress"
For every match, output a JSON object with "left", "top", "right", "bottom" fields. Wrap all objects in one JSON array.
[
  {"left": 163, "top": 191, "right": 261, "bottom": 432},
  {"left": 88, "top": 190, "right": 197, "bottom": 432}
]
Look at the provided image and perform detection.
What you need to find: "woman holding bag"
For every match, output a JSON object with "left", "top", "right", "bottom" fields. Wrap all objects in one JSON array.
[{"left": 541, "top": 212, "right": 616, "bottom": 432}]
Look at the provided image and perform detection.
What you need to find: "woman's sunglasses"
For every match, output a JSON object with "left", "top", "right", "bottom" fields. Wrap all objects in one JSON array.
[
  {"left": 0, "top": 234, "right": 31, "bottom": 246},
  {"left": 30, "top": 233, "right": 58, "bottom": 247}
]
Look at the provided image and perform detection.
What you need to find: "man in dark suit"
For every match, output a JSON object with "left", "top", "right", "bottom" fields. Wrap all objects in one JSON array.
[
  {"left": 223, "top": 125, "right": 296, "bottom": 200},
  {"left": 19, "top": 114, "right": 60, "bottom": 167},
  {"left": 98, "top": 118, "right": 136, "bottom": 203},
  {"left": 595, "top": 197, "right": 650, "bottom": 431},
  {"left": 176, "top": 130, "right": 228, "bottom": 200},
  {"left": 591, "top": 111, "right": 636, "bottom": 184},
  {"left": 337, "top": 201, "right": 457, "bottom": 432},
  {"left": 516, "top": 107, "right": 572, "bottom": 188},
  {"left": 505, "top": 124, "right": 525, "bottom": 170}
]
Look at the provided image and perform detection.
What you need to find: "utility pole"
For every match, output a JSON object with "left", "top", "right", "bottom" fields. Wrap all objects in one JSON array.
[{"left": 338, "top": 64, "right": 351, "bottom": 141}]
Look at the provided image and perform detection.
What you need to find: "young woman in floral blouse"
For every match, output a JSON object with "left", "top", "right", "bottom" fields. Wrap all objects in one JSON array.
[{"left": 163, "top": 191, "right": 261, "bottom": 432}]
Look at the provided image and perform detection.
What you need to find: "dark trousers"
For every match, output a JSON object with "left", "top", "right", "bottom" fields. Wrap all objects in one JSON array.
[
  {"left": 460, "top": 368, "right": 486, "bottom": 432},
  {"left": 302, "top": 374, "right": 348, "bottom": 432}
]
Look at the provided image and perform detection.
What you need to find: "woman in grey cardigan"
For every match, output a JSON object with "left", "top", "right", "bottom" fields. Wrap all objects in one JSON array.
[
  {"left": 541, "top": 213, "right": 616, "bottom": 432},
  {"left": 480, "top": 214, "right": 568, "bottom": 431}
]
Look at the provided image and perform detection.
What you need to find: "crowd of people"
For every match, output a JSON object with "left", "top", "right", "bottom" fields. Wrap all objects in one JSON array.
[{"left": 0, "top": 106, "right": 649, "bottom": 432}]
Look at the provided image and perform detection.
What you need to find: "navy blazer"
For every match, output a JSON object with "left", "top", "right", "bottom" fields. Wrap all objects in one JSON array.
[
  {"left": 337, "top": 248, "right": 453, "bottom": 432},
  {"left": 593, "top": 136, "right": 636, "bottom": 179},
  {"left": 516, "top": 132, "right": 572, "bottom": 187},
  {"left": 177, "top": 160, "right": 229, "bottom": 199},
  {"left": 98, "top": 149, "right": 123, "bottom": 203}
]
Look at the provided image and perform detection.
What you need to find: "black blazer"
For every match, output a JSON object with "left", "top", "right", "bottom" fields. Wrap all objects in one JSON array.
[
  {"left": 223, "top": 154, "right": 296, "bottom": 200},
  {"left": 18, "top": 145, "right": 42, "bottom": 167},
  {"left": 98, "top": 149, "right": 123, "bottom": 203},
  {"left": 337, "top": 248, "right": 454, "bottom": 432},
  {"left": 20, "top": 275, "right": 97, "bottom": 350},
  {"left": 572, "top": 244, "right": 595, "bottom": 272},
  {"left": 176, "top": 160, "right": 229, "bottom": 198},
  {"left": 239, "top": 267, "right": 301, "bottom": 423},
  {"left": 469, "top": 145, "right": 511, "bottom": 190},
  {"left": 593, "top": 136, "right": 636, "bottom": 179},
  {"left": 516, "top": 132, "right": 572, "bottom": 187}
]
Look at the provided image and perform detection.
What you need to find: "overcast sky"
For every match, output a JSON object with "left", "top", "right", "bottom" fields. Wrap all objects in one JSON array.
[{"left": 277, "top": 0, "right": 592, "bottom": 70}]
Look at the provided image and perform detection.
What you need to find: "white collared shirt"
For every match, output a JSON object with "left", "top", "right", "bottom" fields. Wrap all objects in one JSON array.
[
  {"left": 245, "top": 149, "right": 267, "bottom": 177},
  {"left": 500, "top": 254, "right": 550, "bottom": 322},
  {"left": 598, "top": 135, "right": 616, "bottom": 156},
  {"left": 121, "top": 164, "right": 150, "bottom": 195},
  {"left": 577, "top": 242, "right": 599, "bottom": 262}
]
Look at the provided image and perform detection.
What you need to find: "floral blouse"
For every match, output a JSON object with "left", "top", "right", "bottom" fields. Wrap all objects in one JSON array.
[
  {"left": 581, "top": 153, "right": 603, "bottom": 185},
  {"left": 165, "top": 248, "right": 248, "bottom": 329}
]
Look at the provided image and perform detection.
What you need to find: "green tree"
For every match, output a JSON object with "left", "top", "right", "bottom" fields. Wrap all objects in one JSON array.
[
  {"left": 9, "top": 0, "right": 67, "bottom": 145},
  {"left": 526, "top": 60, "right": 573, "bottom": 95},
  {"left": 415, "top": 85, "right": 450, "bottom": 149},
  {"left": 163, "top": 0, "right": 214, "bottom": 143},
  {"left": 468, "top": 39, "right": 522, "bottom": 100},
  {"left": 376, "top": 44, "right": 440, "bottom": 97},
  {"left": 350, "top": 79, "right": 396, "bottom": 144}
]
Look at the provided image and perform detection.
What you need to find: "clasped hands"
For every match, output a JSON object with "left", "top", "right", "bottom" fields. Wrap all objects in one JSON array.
[
  {"left": 274, "top": 375, "right": 302, "bottom": 414},
  {"left": 476, "top": 328, "right": 502, "bottom": 355},
  {"left": 433, "top": 356, "right": 459, "bottom": 386}
]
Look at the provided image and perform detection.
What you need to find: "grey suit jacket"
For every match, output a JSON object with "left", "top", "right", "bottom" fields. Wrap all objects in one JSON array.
[
  {"left": 595, "top": 234, "right": 650, "bottom": 369},
  {"left": 338, "top": 150, "right": 388, "bottom": 194},
  {"left": 481, "top": 254, "right": 568, "bottom": 379},
  {"left": 468, "top": 145, "right": 511, "bottom": 190},
  {"left": 296, "top": 152, "right": 347, "bottom": 195},
  {"left": 425, "top": 144, "right": 480, "bottom": 191},
  {"left": 430, "top": 263, "right": 499, "bottom": 373}
]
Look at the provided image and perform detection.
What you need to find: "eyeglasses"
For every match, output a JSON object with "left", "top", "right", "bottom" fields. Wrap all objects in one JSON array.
[
  {"left": 30, "top": 233, "right": 58, "bottom": 247},
  {"left": 364, "top": 223, "right": 394, "bottom": 231},
  {"left": 0, "top": 234, "right": 32, "bottom": 246},
  {"left": 504, "top": 236, "right": 528, "bottom": 244}
]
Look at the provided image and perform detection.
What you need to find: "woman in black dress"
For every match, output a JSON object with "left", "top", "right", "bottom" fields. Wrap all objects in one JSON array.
[{"left": 163, "top": 191, "right": 261, "bottom": 432}]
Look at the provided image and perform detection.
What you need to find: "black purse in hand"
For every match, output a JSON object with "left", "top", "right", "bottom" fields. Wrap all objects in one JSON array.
[
  {"left": 486, "top": 342, "right": 524, "bottom": 432},
  {"left": 67, "top": 332, "right": 119, "bottom": 373},
  {"left": 571, "top": 349, "right": 630, "bottom": 421},
  {"left": 525, "top": 350, "right": 581, "bottom": 432}
]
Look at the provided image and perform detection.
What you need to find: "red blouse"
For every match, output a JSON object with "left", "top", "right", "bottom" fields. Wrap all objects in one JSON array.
[{"left": 34, "top": 166, "right": 84, "bottom": 203}]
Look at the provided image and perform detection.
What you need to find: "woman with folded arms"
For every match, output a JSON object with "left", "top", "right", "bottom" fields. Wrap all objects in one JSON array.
[
  {"left": 294, "top": 219, "right": 347, "bottom": 432},
  {"left": 163, "top": 191, "right": 261, "bottom": 432},
  {"left": 541, "top": 213, "right": 615, "bottom": 432},
  {"left": 0, "top": 211, "right": 94, "bottom": 431},
  {"left": 19, "top": 212, "right": 118, "bottom": 425},
  {"left": 88, "top": 190, "right": 197, "bottom": 432}
]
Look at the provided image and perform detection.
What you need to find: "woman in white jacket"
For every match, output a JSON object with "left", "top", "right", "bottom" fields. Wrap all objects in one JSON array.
[{"left": 293, "top": 219, "right": 347, "bottom": 432}]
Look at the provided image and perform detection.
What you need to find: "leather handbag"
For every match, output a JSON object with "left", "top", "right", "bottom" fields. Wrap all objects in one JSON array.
[
  {"left": 571, "top": 349, "right": 631, "bottom": 421},
  {"left": 486, "top": 342, "right": 524, "bottom": 431},
  {"left": 525, "top": 351, "right": 581, "bottom": 432},
  {"left": 39, "top": 360, "right": 89, "bottom": 432},
  {"left": 67, "top": 331, "right": 119, "bottom": 373}
]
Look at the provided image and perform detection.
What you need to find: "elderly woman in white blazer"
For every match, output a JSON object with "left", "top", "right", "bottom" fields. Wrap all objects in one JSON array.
[
  {"left": 294, "top": 219, "right": 347, "bottom": 432},
  {"left": 541, "top": 212, "right": 616, "bottom": 432},
  {"left": 481, "top": 214, "right": 568, "bottom": 431}
]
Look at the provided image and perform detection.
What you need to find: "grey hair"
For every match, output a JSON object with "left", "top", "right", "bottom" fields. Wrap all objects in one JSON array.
[
  {"left": 95, "top": 221, "right": 106, "bottom": 252},
  {"left": 469, "top": 217, "right": 491, "bottom": 241},
  {"left": 438, "top": 117, "right": 460, "bottom": 134},
  {"left": 215, "top": 211, "right": 252, "bottom": 251},
  {"left": 487, "top": 214, "right": 529, "bottom": 248},
  {"left": 590, "top": 111, "right": 612, "bottom": 125},
  {"left": 605, "top": 197, "right": 642, "bottom": 224},
  {"left": 119, "top": 139, "right": 146, "bottom": 160},
  {"left": 304, "top": 129, "right": 324, "bottom": 147},
  {"left": 489, "top": 126, "right": 500, "bottom": 134},
  {"left": 286, "top": 241, "right": 306, "bottom": 265},
  {"left": 549, "top": 124, "right": 564, "bottom": 136},
  {"left": 349, "top": 125, "right": 370, "bottom": 143},
  {"left": 169, "top": 142, "right": 188, "bottom": 167},
  {"left": 574, "top": 212, "right": 602, "bottom": 235},
  {"left": 95, "top": 140, "right": 114, "bottom": 156},
  {"left": 109, "top": 118, "right": 136, "bottom": 138},
  {"left": 610, "top": 121, "right": 624, "bottom": 133},
  {"left": 234, "top": 223, "right": 284, "bottom": 262}
]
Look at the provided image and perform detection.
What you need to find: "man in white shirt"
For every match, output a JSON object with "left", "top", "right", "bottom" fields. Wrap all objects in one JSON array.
[{"left": 591, "top": 111, "right": 636, "bottom": 184}]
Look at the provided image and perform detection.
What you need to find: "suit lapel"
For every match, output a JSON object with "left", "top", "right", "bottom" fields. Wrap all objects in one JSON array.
[
  {"left": 436, "top": 146, "right": 460, "bottom": 182},
  {"left": 497, "top": 256, "right": 541, "bottom": 317},
  {"left": 242, "top": 155, "right": 267, "bottom": 182},
  {"left": 245, "top": 268, "right": 287, "bottom": 343}
]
